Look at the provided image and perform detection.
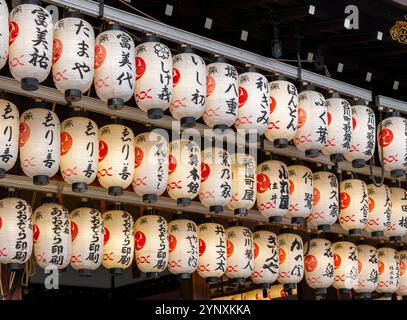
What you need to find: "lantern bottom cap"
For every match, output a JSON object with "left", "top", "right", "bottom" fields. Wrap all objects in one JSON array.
[
  {"left": 390, "top": 236, "right": 402, "bottom": 242},
  {"left": 5, "top": 263, "right": 23, "bottom": 272},
  {"left": 234, "top": 208, "right": 248, "bottom": 216},
  {"left": 205, "top": 277, "right": 219, "bottom": 284},
  {"left": 231, "top": 277, "right": 246, "bottom": 285},
  {"left": 79, "top": 269, "right": 93, "bottom": 277},
  {"left": 380, "top": 292, "right": 393, "bottom": 298},
  {"left": 33, "top": 175, "right": 49, "bottom": 186},
  {"left": 305, "top": 149, "right": 320, "bottom": 158},
  {"left": 72, "top": 182, "right": 88, "bottom": 192},
  {"left": 110, "top": 268, "right": 123, "bottom": 276},
  {"left": 338, "top": 288, "right": 351, "bottom": 294},
  {"left": 176, "top": 273, "right": 191, "bottom": 281},
  {"left": 391, "top": 169, "right": 405, "bottom": 178},
  {"left": 357, "top": 292, "right": 372, "bottom": 299},
  {"left": 0, "top": 168, "right": 5, "bottom": 178},
  {"left": 371, "top": 231, "right": 384, "bottom": 237},
  {"left": 273, "top": 139, "right": 288, "bottom": 149},
  {"left": 352, "top": 159, "right": 366, "bottom": 168},
  {"left": 147, "top": 108, "right": 164, "bottom": 120},
  {"left": 146, "top": 272, "right": 160, "bottom": 279},
  {"left": 245, "top": 132, "right": 260, "bottom": 142},
  {"left": 65, "top": 89, "right": 82, "bottom": 103},
  {"left": 269, "top": 216, "right": 283, "bottom": 223},
  {"left": 349, "top": 228, "right": 362, "bottom": 235},
  {"left": 283, "top": 283, "right": 296, "bottom": 290},
  {"left": 317, "top": 224, "right": 330, "bottom": 232},
  {"left": 177, "top": 198, "right": 191, "bottom": 207},
  {"left": 143, "top": 194, "right": 158, "bottom": 203},
  {"left": 291, "top": 217, "right": 305, "bottom": 225},
  {"left": 314, "top": 288, "right": 327, "bottom": 295},
  {"left": 21, "top": 77, "right": 39, "bottom": 91},
  {"left": 107, "top": 98, "right": 124, "bottom": 110},
  {"left": 181, "top": 117, "right": 196, "bottom": 128},
  {"left": 209, "top": 205, "right": 224, "bottom": 213},
  {"left": 108, "top": 186, "right": 123, "bottom": 196},
  {"left": 259, "top": 283, "right": 270, "bottom": 290},
  {"left": 20, "top": 0, "right": 42, "bottom": 5},
  {"left": 330, "top": 153, "right": 344, "bottom": 163},
  {"left": 213, "top": 124, "right": 229, "bottom": 132}
]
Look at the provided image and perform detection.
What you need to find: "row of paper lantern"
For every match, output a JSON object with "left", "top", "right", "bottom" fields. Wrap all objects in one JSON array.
[{"left": 4, "top": 2, "right": 407, "bottom": 176}]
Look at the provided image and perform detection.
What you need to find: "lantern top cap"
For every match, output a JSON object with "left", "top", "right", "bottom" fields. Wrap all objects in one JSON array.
[
  {"left": 41, "top": 194, "right": 57, "bottom": 204},
  {"left": 300, "top": 84, "right": 317, "bottom": 91},
  {"left": 63, "top": 10, "right": 83, "bottom": 19},
  {"left": 106, "top": 22, "right": 123, "bottom": 31},
  {"left": 254, "top": 224, "right": 272, "bottom": 232},
  {"left": 351, "top": 98, "right": 367, "bottom": 106},
  {"left": 210, "top": 55, "right": 227, "bottom": 63},
  {"left": 327, "top": 91, "right": 341, "bottom": 99},
  {"left": 19, "top": 0, "right": 42, "bottom": 6},
  {"left": 270, "top": 74, "right": 288, "bottom": 81},
  {"left": 178, "top": 45, "right": 195, "bottom": 54},
  {"left": 377, "top": 242, "right": 392, "bottom": 249},
  {"left": 142, "top": 33, "right": 160, "bottom": 43},
  {"left": 241, "top": 65, "right": 258, "bottom": 73}
]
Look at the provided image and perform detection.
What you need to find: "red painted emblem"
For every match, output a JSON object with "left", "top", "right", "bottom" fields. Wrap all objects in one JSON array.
[
  {"left": 33, "top": 224, "right": 40, "bottom": 243},
  {"left": 71, "top": 221, "right": 78, "bottom": 242},
  {"left": 0, "top": 217, "right": 2, "bottom": 231},
  {"left": 169, "top": 234, "right": 177, "bottom": 252},
  {"left": 333, "top": 253, "right": 341, "bottom": 269},
  {"left": 103, "top": 226, "right": 110, "bottom": 245},
  {"left": 19, "top": 123, "right": 30, "bottom": 148},
  {"left": 60, "top": 132, "right": 73, "bottom": 156},
  {"left": 327, "top": 112, "right": 332, "bottom": 126},
  {"left": 98, "top": 140, "right": 108, "bottom": 162},
  {"left": 172, "top": 67, "right": 180, "bottom": 87},
  {"left": 135, "top": 230, "right": 146, "bottom": 251},
  {"left": 297, "top": 108, "right": 307, "bottom": 129},
  {"left": 401, "top": 261, "right": 406, "bottom": 276},
  {"left": 289, "top": 180, "right": 295, "bottom": 195},
  {"left": 253, "top": 242, "right": 259, "bottom": 259},
  {"left": 168, "top": 154, "right": 177, "bottom": 175},
  {"left": 206, "top": 75, "right": 216, "bottom": 97},
  {"left": 9, "top": 21, "right": 19, "bottom": 46},
  {"left": 238, "top": 86, "right": 248, "bottom": 108},
  {"left": 340, "top": 192, "right": 351, "bottom": 210},
  {"left": 358, "top": 260, "right": 362, "bottom": 273},
  {"left": 135, "top": 146, "right": 144, "bottom": 168},
  {"left": 279, "top": 248, "right": 286, "bottom": 264},
  {"left": 269, "top": 96, "right": 276, "bottom": 114},
  {"left": 136, "top": 56, "right": 146, "bottom": 80},
  {"left": 378, "top": 260, "right": 385, "bottom": 274},
  {"left": 94, "top": 44, "right": 106, "bottom": 69},
  {"left": 305, "top": 255, "right": 318, "bottom": 272},
  {"left": 313, "top": 188, "right": 321, "bottom": 206},
  {"left": 226, "top": 240, "right": 234, "bottom": 258},
  {"left": 256, "top": 173, "right": 271, "bottom": 194},
  {"left": 201, "top": 162, "right": 210, "bottom": 183},
  {"left": 53, "top": 38, "right": 63, "bottom": 64},
  {"left": 378, "top": 128, "right": 393, "bottom": 148},
  {"left": 352, "top": 117, "right": 356, "bottom": 130},
  {"left": 368, "top": 197, "right": 375, "bottom": 212},
  {"left": 199, "top": 239, "right": 206, "bottom": 256}
]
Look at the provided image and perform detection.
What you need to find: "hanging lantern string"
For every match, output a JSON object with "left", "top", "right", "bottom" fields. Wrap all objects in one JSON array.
[
  {"left": 118, "top": 0, "right": 160, "bottom": 22},
  {"left": 369, "top": 108, "right": 385, "bottom": 187}
]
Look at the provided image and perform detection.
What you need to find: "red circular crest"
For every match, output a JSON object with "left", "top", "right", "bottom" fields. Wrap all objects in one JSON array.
[
  {"left": 327, "top": 112, "right": 332, "bottom": 126},
  {"left": 135, "top": 146, "right": 144, "bottom": 168},
  {"left": 94, "top": 44, "right": 106, "bottom": 70},
  {"left": 279, "top": 248, "right": 286, "bottom": 264},
  {"left": 305, "top": 255, "right": 318, "bottom": 272},
  {"left": 9, "top": 21, "right": 19, "bottom": 46},
  {"left": 19, "top": 122, "right": 30, "bottom": 148},
  {"left": 172, "top": 67, "right": 180, "bottom": 87},
  {"left": 400, "top": 261, "right": 406, "bottom": 276},
  {"left": 53, "top": 38, "right": 63, "bottom": 65},
  {"left": 33, "top": 224, "right": 40, "bottom": 243},
  {"left": 168, "top": 154, "right": 177, "bottom": 175},
  {"left": 313, "top": 188, "right": 321, "bottom": 206},
  {"left": 253, "top": 242, "right": 259, "bottom": 259},
  {"left": 378, "top": 128, "right": 393, "bottom": 148},
  {"left": 256, "top": 173, "right": 271, "bottom": 194},
  {"left": 238, "top": 87, "right": 248, "bottom": 108},
  {"left": 269, "top": 96, "right": 276, "bottom": 114},
  {"left": 60, "top": 132, "right": 73, "bottom": 156},
  {"left": 201, "top": 162, "right": 210, "bottom": 183},
  {"left": 289, "top": 180, "right": 295, "bottom": 195},
  {"left": 352, "top": 117, "right": 356, "bottom": 130},
  {"left": 98, "top": 140, "right": 108, "bottom": 162},
  {"left": 358, "top": 260, "right": 362, "bottom": 273},
  {"left": 368, "top": 197, "right": 375, "bottom": 212},
  {"left": 333, "top": 253, "right": 341, "bottom": 269},
  {"left": 199, "top": 239, "right": 206, "bottom": 256},
  {"left": 135, "top": 230, "right": 146, "bottom": 251},
  {"left": 226, "top": 240, "right": 234, "bottom": 258},
  {"left": 136, "top": 56, "right": 146, "bottom": 80},
  {"left": 297, "top": 108, "right": 307, "bottom": 129},
  {"left": 103, "top": 226, "right": 110, "bottom": 245},
  {"left": 71, "top": 221, "right": 78, "bottom": 242},
  {"left": 340, "top": 192, "right": 351, "bottom": 210},
  {"left": 169, "top": 234, "right": 177, "bottom": 252},
  {"left": 206, "top": 76, "right": 216, "bottom": 97},
  {"left": 378, "top": 260, "right": 385, "bottom": 274},
  {"left": 0, "top": 217, "right": 2, "bottom": 231}
]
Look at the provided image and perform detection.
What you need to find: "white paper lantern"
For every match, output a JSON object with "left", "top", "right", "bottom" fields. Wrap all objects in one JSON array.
[
  {"left": 199, "top": 147, "right": 232, "bottom": 213},
  {"left": 225, "top": 225, "right": 253, "bottom": 284},
  {"left": 204, "top": 57, "right": 238, "bottom": 130},
  {"left": 19, "top": 107, "right": 60, "bottom": 185},
  {"left": 265, "top": 78, "right": 298, "bottom": 148},
  {"left": 256, "top": 160, "right": 289, "bottom": 223},
  {"left": 133, "top": 131, "right": 169, "bottom": 203},
  {"left": 102, "top": 209, "right": 134, "bottom": 274},
  {"left": 339, "top": 179, "right": 368, "bottom": 234},
  {"left": 70, "top": 206, "right": 103, "bottom": 276},
  {"left": 250, "top": 228, "right": 278, "bottom": 288},
  {"left": 134, "top": 213, "right": 168, "bottom": 278},
  {"left": 52, "top": 12, "right": 94, "bottom": 102},
  {"left": 344, "top": 102, "right": 375, "bottom": 168},
  {"left": 385, "top": 187, "right": 407, "bottom": 241},
  {"left": 332, "top": 241, "right": 358, "bottom": 292},
  {"left": 98, "top": 124, "right": 134, "bottom": 196},
  {"left": 294, "top": 88, "right": 327, "bottom": 158},
  {"left": 321, "top": 95, "right": 352, "bottom": 162},
  {"left": 354, "top": 244, "right": 378, "bottom": 299},
  {"left": 60, "top": 117, "right": 98, "bottom": 192},
  {"left": 378, "top": 115, "right": 407, "bottom": 178},
  {"left": 0, "top": 99, "right": 19, "bottom": 178},
  {"left": 167, "top": 217, "right": 198, "bottom": 279},
  {"left": 397, "top": 247, "right": 407, "bottom": 298},
  {"left": 278, "top": 232, "right": 304, "bottom": 290},
  {"left": 304, "top": 237, "right": 334, "bottom": 295},
  {"left": 170, "top": 46, "right": 206, "bottom": 128},
  {"left": 197, "top": 222, "right": 226, "bottom": 283},
  {"left": 365, "top": 184, "right": 391, "bottom": 237},
  {"left": 94, "top": 23, "right": 135, "bottom": 110},
  {"left": 286, "top": 165, "right": 313, "bottom": 225},
  {"left": 9, "top": 2, "right": 53, "bottom": 91},
  {"left": 33, "top": 201, "right": 71, "bottom": 270},
  {"left": 135, "top": 35, "right": 172, "bottom": 119},
  {"left": 235, "top": 68, "right": 269, "bottom": 136},
  {"left": 167, "top": 139, "right": 200, "bottom": 207},
  {"left": 0, "top": 197, "right": 32, "bottom": 271},
  {"left": 0, "top": 0, "right": 9, "bottom": 70},
  {"left": 307, "top": 171, "right": 339, "bottom": 231},
  {"left": 227, "top": 153, "right": 256, "bottom": 215},
  {"left": 376, "top": 246, "right": 400, "bottom": 295}
]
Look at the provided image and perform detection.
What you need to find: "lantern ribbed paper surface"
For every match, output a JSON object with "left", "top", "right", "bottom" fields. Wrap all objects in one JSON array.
[
  {"left": 0, "top": 0, "right": 8, "bottom": 70},
  {"left": 19, "top": 108, "right": 60, "bottom": 185},
  {"left": 376, "top": 247, "right": 400, "bottom": 294},
  {"left": 0, "top": 197, "right": 32, "bottom": 270},
  {"left": 60, "top": 117, "right": 98, "bottom": 192},
  {"left": 9, "top": 3, "right": 53, "bottom": 91},
  {"left": 385, "top": 187, "right": 407, "bottom": 241},
  {"left": 339, "top": 179, "right": 368, "bottom": 234},
  {"left": 278, "top": 232, "right": 304, "bottom": 288},
  {"left": 70, "top": 207, "right": 103, "bottom": 276},
  {"left": 265, "top": 79, "right": 298, "bottom": 148},
  {"left": 204, "top": 60, "right": 238, "bottom": 130},
  {"left": 344, "top": 104, "right": 376, "bottom": 168},
  {"left": 287, "top": 165, "right": 313, "bottom": 224},
  {"left": 170, "top": 49, "right": 206, "bottom": 127},
  {"left": 199, "top": 147, "right": 232, "bottom": 213},
  {"left": 321, "top": 97, "right": 352, "bottom": 162},
  {"left": 102, "top": 210, "right": 134, "bottom": 273},
  {"left": 135, "top": 39, "right": 172, "bottom": 119},
  {"left": 33, "top": 202, "right": 71, "bottom": 270},
  {"left": 167, "top": 139, "right": 200, "bottom": 207},
  {"left": 294, "top": 89, "right": 327, "bottom": 158},
  {"left": 307, "top": 171, "right": 339, "bottom": 231},
  {"left": 94, "top": 26, "right": 135, "bottom": 109},
  {"left": 365, "top": 184, "right": 391, "bottom": 236},
  {"left": 235, "top": 70, "right": 269, "bottom": 135},
  {"left": 256, "top": 160, "right": 289, "bottom": 222},
  {"left": 52, "top": 14, "right": 94, "bottom": 102},
  {"left": 134, "top": 214, "right": 168, "bottom": 277},
  {"left": 304, "top": 238, "right": 334, "bottom": 294},
  {"left": 0, "top": 99, "right": 19, "bottom": 177},
  {"left": 227, "top": 153, "right": 256, "bottom": 215},
  {"left": 378, "top": 116, "right": 407, "bottom": 177},
  {"left": 133, "top": 131, "right": 169, "bottom": 203},
  {"left": 98, "top": 124, "right": 134, "bottom": 196},
  {"left": 225, "top": 226, "right": 253, "bottom": 283},
  {"left": 354, "top": 244, "right": 378, "bottom": 297},
  {"left": 197, "top": 222, "right": 226, "bottom": 282},
  {"left": 251, "top": 229, "right": 279, "bottom": 286},
  {"left": 397, "top": 249, "right": 407, "bottom": 298},
  {"left": 332, "top": 241, "right": 358, "bottom": 291},
  {"left": 167, "top": 218, "right": 198, "bottom": 279}
]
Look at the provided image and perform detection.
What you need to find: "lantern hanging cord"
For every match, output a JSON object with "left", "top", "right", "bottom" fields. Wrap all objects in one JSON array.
[
  {"left": 118, "top": 0, "right": 161, "bottom": 22},
  {"left": 0, "top": 269, "right": 22, "bottom": 300},
  {"left": 369, "top": 109, "right": 385, "bottom": 187}
]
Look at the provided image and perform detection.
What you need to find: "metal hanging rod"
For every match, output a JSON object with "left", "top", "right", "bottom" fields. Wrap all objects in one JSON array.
[
  {"left": 376, "top": 95, "right": 407, "bottom": 113},
  {"left": 42, "top": 0, "right": 372, "bottom": 101}
]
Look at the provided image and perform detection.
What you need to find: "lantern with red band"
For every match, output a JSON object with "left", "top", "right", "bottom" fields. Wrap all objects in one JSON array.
[
  {"left": 60, "top": 117, "right": 99, "bottom": 192},
  {"left": 354, "top": 243, "right": 378, "bottom": 299},
  {"left": 94, "top": 23, "right": 135, "bottom": 110},
  {"left": 170, "top": 46, "right": 206, "bottom": 128},
  {"left": 376, "top": 245, "right": 400, "bottom": 297},
  {"left": 332, "top": 241, "right": 358, "bottom": 293},
  {"left": 385, "top": 187, "right": 407, "bottom": 241},
  {"left": 0, "top": 0, "right": 9, "bottom": 70},
  {"left": 9, "top": 1, "right": 53, "bottom": 91},
  {"left": 135, "top": 34, "right": 172, "bottom": 120},
  {"left": 52, "top": 11, "right": 94, "bottom": 102},
  {"left": 397, "top": 246, "right": 407, "bottom": 299},
  {"left": 365, "top": 184, "right": 391, "bottom": 237},
  {"left": 0, "top": 99, "right": 19, "bottom": 178}
]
